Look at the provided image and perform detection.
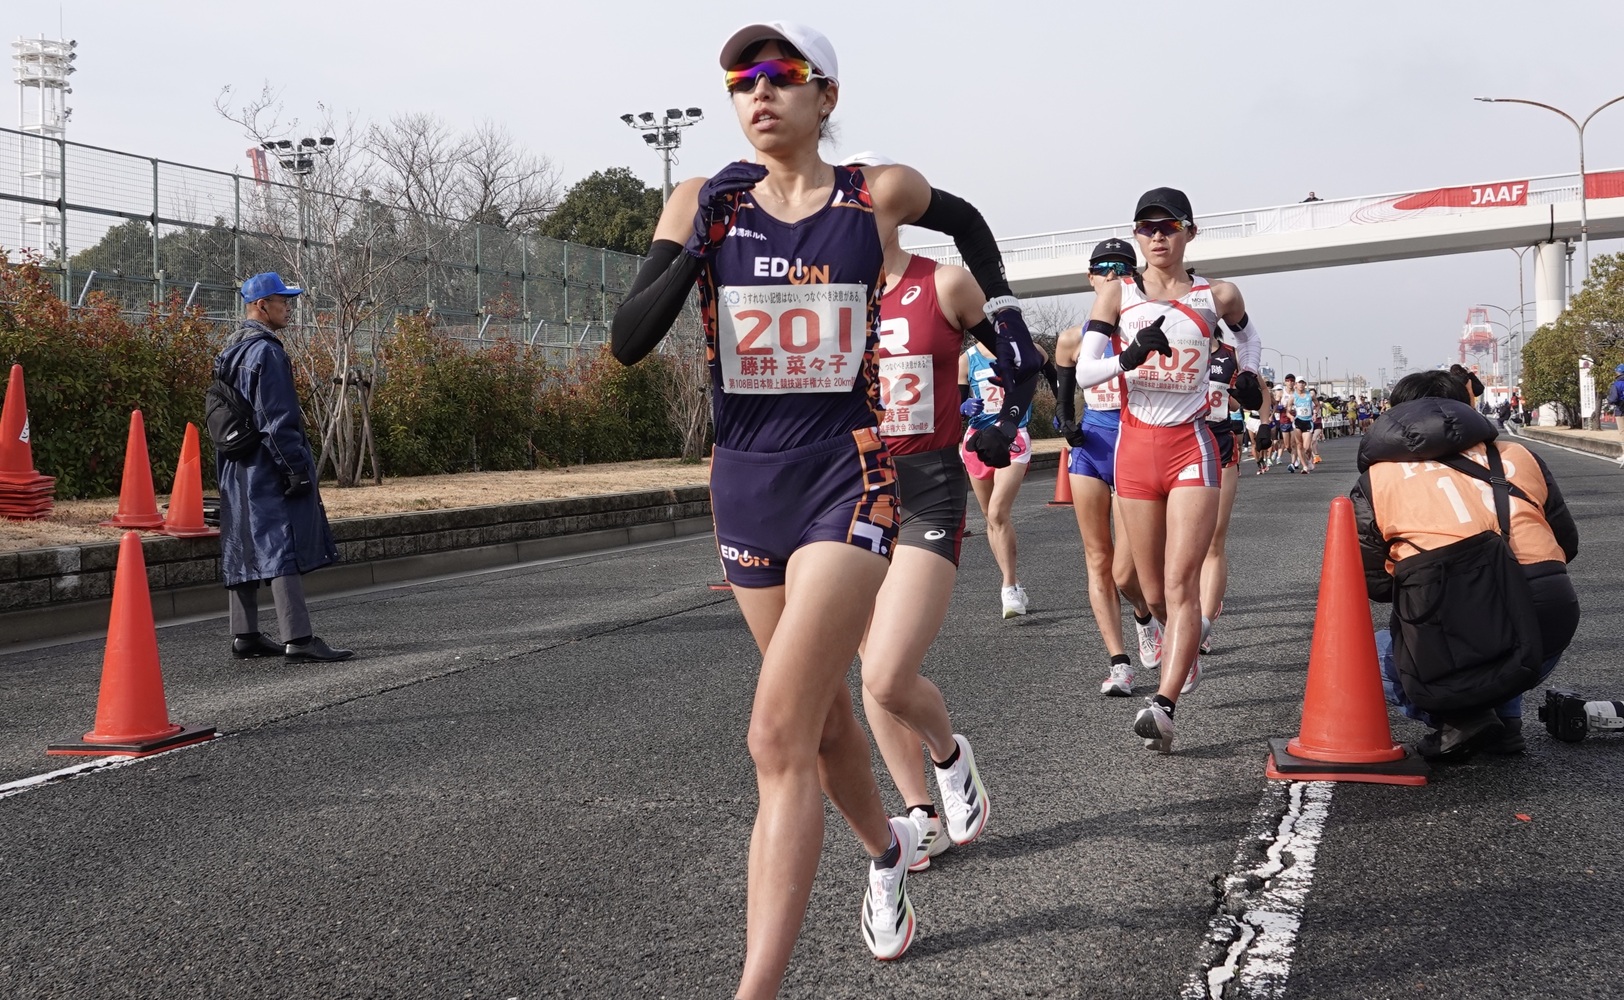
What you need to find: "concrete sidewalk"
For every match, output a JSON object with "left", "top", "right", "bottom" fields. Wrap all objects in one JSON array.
[{"left": 1512, "top": 423, "right": 1624, "bottom": 459}]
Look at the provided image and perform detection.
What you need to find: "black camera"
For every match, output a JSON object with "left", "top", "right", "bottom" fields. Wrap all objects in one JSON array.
[{"left": 1538, "top": 689, "right": 1590, "bottom": 743}]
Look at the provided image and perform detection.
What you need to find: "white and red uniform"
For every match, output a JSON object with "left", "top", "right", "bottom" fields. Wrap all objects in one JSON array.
[
  {"left": 1111, "top": 275, "right": 1221, "bottom": 500},
  {"left": 876, "top": 255, "right": 962, "bottom": 455}
]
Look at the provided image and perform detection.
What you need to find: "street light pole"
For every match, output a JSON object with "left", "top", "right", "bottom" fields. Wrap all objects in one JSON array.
[
  {"left": 261, "top": 135, "right": 334, "bottom": 329},
  {"left": 1475, "top": 94, "right": 1624, "bottom": 274},
  {"left": 620, "top": 108, "right": 704, "bottom": 204},
  {"left": 1476, "top": 302, "right": 1535, "bottom": 384}
]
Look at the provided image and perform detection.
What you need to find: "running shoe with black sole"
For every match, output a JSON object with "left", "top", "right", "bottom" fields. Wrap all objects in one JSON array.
[
  {"left": 933, "top": 734, "right": 989, "bottom": 845},
  {"left": 861, "top": 816, "right": 920, "bottom": 960},
  {"left": 1101, "top": 662, "right": 1134, "bottom": 697},
  {"left": 1134, "top": 698, "right": 1175, "bottom": 754}
]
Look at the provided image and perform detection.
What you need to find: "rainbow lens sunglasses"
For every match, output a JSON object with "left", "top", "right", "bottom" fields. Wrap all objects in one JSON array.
[
  {"left": 725, "top": 58, "right": 828, "bottom": 94},
  {"left": 1133, "top": 219, "right": 1191, "bottom": 238},
  {"left": 1089, "top": 261, "right": 1132, "bottom": 277}
]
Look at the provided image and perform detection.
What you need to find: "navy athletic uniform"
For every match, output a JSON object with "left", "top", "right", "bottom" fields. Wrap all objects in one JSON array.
[
  {"left": 1205, "top": 343, "right": 1241, "bottom": 468},
  {"left": 698, "top": 165, "right": 898, "bottom": 587}
]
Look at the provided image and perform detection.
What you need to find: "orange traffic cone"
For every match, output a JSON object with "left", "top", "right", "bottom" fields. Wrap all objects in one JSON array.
[
  {"left": 0, "top": 364, "right": 56, "bottom": 519},
  {"left": 100, "top": 410, "right": 165, "bottom": 530},
  {"left": 1266, "top": 496, "right": 1428, "bottom": 785},
  {"left": 1047, "top": 446, "right": 1073, "bottom": 507},
  {"left": 161, "top": 423, "right": 220, "bottom": 539},
  {"left": 47, "top": 532, "right": 216, "bottom": 757}
]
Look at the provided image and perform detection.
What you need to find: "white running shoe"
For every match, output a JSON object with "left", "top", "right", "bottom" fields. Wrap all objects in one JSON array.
[
  {"left": 1000, "top": 584, "right": 1028, "bottom": 619},
  {"left": 906, "top": 807, "right": 950, "bottom": 873},
  {"left": 933, "top": 734, "right": 989, "bottom": 845},
  {"left": 1134, "top": 698, "right": 1176, "bottom": 754},
  {"left": 1181, "top": 658, "right": 1203, "bottom": 695},
  {"left": 1199, "top": 615, "right": 1214, "bottom": 655},
  {"left": 1100, "top": 662, "right": 1134, "bottom": 697},
  {"left": 1135, "top": 617, "right": 1163, "bottom": 670},
  {"left": 862, "top": 816, "right": 920, "bottom": 960}
]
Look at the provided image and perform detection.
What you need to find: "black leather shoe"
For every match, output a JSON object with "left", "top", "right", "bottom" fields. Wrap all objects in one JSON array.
[
  {"left": 1414, "top": 711, "right": 1503, "bottom": 762},
  {"left": 284, "top": 636, "right": 355, "bottom": 662},
  {"left": 231, "top": 633, "right": 286, "bottom": 659}
]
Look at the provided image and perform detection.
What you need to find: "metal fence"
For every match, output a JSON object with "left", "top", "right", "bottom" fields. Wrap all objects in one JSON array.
[{"left": 0, "top": 126, "right": 641, "bottom": 362}]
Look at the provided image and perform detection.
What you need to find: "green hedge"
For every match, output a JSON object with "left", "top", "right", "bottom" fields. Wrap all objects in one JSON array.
[
  {"left": 0, "top": 255, "right": 217, "bottom": 499},
  {"left": 370, "top": 319, "right": 679, "bottom": 476}
]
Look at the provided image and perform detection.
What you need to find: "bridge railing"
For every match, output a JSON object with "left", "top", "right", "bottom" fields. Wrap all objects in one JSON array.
[{"left": 905, "top": 169, "right": 1603, "bottom": 267}]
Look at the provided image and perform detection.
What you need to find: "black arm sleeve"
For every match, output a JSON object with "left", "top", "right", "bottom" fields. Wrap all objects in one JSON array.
[
  {"left": 1533, "top": 452, "right": 1580, "bottom": 562},
  {"left": 1055, "top": 366, "right": 1078, "bottom": 425},
  {"left": 610, "top": 240, "right": 700, "bottom": 366},
  {"left": 915, "top": 188, "right": 1013, "bottom": 301},
  {"left": 1040, "top": 359, "right": 1060, "bottom": 398},
  {"left": 959, "top": 383, "right": 972, "bottom": 403},
  {"left": 965, "top": 318, "right": 996, "bottom": 353}
]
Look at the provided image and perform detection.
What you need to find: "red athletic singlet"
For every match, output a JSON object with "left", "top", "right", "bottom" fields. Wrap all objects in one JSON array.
[{"left": 875, "top": 255, "right": 964, "bottom": 455}]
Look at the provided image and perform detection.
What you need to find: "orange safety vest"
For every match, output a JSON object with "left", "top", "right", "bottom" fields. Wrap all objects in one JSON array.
[{"left": 1368, "top": 440, "right": 1564, "bottom": 573}]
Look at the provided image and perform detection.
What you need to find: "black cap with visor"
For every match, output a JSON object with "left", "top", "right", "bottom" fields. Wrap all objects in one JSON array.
[{"left": 1134, "top": 187, "right": 1194, "bottom": 223}]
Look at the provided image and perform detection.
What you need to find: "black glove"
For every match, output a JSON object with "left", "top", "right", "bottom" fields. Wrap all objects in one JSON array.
[
  {"left": 1054, "top": 417, "right": 1086, "bottom": 449},
  {"left": 984, "top": 296, "right": 1042, "bottom": 386},
  {"left": 685, "top": 162, "right": 770, "bottom": 259},
  {"left": 284, "top": 468, "right": 313, "bottom": 498},
  {"left": 969, "top": 418, "right": 1018, "bottom": 469},
  {"left": 1232, "top": 370, "right": 1264, "bottom": 410},
  {"left": 1118, "top": 316, "right": 1172, "bottom": 371}
]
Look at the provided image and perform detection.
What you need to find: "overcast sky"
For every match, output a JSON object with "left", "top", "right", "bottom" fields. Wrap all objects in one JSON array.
[{"left": 10, "top": 0, "right": 1624, "bottom": 383}]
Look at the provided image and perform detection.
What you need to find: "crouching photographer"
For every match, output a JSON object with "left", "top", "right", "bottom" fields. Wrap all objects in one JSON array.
[{"left": 1349, "top": 370, "right": 1579, "bottom": 760}]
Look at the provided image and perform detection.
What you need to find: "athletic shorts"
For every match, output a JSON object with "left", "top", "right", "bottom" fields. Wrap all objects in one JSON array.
[
  {"left": 710, "top": 427, "right": 898, "bottom": 589},
  {"left": 894, "top": 445, "right": 967, "bottom": 565},
  {"left": 1294, "top": 418, "right": 1314, "bottom": 433},
  {"left": 1114, "top": 419, "right": 1221, "bottom": 501},
  {"left": 1208, "top": 426, "right": 1240, "bottom": 469},
  {"left": 960, "top": 425, "right": 1032, "bottom": 481},
  {"left": 1067, "top": 419, "right": 1120, "bottom": 488}
]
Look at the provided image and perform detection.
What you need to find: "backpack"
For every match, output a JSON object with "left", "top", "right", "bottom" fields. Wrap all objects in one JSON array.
[
  {"left": 1388, "top": 445, "right": 1545, "bottom": 715},
  {"left": 205, "top": 368, "right": 261, "bottom": 461}
]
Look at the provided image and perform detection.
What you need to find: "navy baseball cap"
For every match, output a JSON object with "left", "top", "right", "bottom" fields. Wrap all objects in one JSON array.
[
  {"left": 1134, "top": 187, "right": 1194, "bottom": 222},
  {"left": 1615, "top": 363, "right": 1624, "bottom": 375},
  {"left": 1090, "top": 238, "right": 1136, "bottom": 265},
  {"left": 241, "top": 272, "right": 303, "bottom": 302}
]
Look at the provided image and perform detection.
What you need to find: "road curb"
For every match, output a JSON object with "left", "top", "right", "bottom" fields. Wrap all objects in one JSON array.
[
  {"left": 1515, "top": 425, "right": 1623, "bottom": 458},
  {"left": 1, "top": 448, "right": 1062, "bottom": 648}
]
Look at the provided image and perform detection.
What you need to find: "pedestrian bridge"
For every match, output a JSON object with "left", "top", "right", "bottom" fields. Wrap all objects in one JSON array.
[{"left": 907, "top": 169, "right": 1624, "bottom": 324}]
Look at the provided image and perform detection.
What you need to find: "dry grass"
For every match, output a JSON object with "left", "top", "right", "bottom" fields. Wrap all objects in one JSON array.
[
  {"left": 1, "top": 437, "right": 1068, "bottom": 554},
  {"left": 0, "top": 458, "right": 713, "bottom": 554}
]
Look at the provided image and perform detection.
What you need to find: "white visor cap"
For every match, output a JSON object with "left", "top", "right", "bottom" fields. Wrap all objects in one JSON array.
[
  {"left": 841, "top": 151, "right": 896, "bottom": 166},
  {"left": 719, "top": 21, "right": 839, "bottom": 85}
]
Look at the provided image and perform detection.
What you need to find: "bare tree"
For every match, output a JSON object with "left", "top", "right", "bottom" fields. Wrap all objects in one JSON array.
[
  {"left": 369, "top": 114, "right": 560, "bottom": 231},
  {"left": 216, "top": 87, "right": 438, "bottom": 487},
  {"left": 215, "top": 90, "right": 565, "bottom": 486},
  {"left": 1021, "top": 296, "right": 1083, "bottom": 345},
  {"left": 655, "top": 299, "right": 713, "bottom": 461}
]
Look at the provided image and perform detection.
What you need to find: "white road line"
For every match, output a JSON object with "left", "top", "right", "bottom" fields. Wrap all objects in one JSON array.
[
  {"left": 0, "top": 734, "right": 224, "bottom": 802},
  {"left": 1184, "top": 780, "right": 1334, "bottom": 999}
]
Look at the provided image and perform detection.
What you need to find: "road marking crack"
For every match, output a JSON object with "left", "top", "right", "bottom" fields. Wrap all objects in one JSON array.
[{"left": 1184, "top": 780, "right": 1333, "bottom": 999}]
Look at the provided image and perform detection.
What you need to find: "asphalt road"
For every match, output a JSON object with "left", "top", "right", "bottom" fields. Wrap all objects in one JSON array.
[{"left": 1, "top": 432, "right": 1618, "bottom": 1000}]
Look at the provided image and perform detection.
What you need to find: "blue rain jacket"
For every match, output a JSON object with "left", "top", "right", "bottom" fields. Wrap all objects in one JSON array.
[{"left": 214, "top": 321, "right": 337, "bottom": 586}]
